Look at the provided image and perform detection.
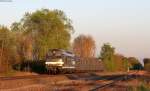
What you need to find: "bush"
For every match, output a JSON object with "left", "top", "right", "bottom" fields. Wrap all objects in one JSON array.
[
  {"left": 13, "top": 60, "right": 47, "bottom": 74},
  {"left": 144, "top": 63, "right": 150, "bottom": 71},
  {"left": 131, "top": 63, "right": 144, "bottom": 70},
  {"left": 127, "top": 83, "right": 150, "bottom": 91},
  {"left": 138, "top": 83, "right": 150, "bottom": 91}
]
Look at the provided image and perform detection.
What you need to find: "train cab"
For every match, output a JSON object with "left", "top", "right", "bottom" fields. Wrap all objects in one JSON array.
[{"left": 45, "top": 49, "right": 77, "bottom": 74}]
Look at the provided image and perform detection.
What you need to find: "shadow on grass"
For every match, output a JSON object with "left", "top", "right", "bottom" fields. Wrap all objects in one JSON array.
[{"left": 66, "top": 73, "right": 126, "bottom": 81}]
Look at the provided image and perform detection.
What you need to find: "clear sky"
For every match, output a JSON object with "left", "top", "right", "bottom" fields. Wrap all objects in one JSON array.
[{"left": 0, "top": 0, "right": 150, "bottom": 62}]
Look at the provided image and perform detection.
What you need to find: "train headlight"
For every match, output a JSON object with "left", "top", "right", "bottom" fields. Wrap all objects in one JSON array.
[
  {"left": 58, "top": 59, "right": 64, "bottom": 65},
  {"left": 45, "top": 59, "right": 64, "bottom": 66}
]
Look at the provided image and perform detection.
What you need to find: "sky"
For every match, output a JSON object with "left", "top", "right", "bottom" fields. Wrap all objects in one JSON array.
[{"left": 0, "top": 0, "right": 150, "bottom": 62}]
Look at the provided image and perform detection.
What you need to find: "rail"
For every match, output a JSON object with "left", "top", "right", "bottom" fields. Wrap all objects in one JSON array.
[{"left": 89, "top": 71, "right": 139, "bottom": 91}]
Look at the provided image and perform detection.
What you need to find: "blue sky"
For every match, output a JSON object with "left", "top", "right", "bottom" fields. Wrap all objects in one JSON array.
[{"left": 0, "top": 0, "right": 150, "bottom": 61}]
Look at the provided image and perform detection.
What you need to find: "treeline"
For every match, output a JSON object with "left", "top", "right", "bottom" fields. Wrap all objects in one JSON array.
[
  {"left": 0, "top": 9, "right": 73, "bottom": 73},
  {"left": 100, "top": 43, "right": 143, "bottom": 72},
  {"left": 73, "top": 36, "right": 144, "bottom": 72},
  {"left": 0, "top": 8, "right": 148, "bottom": 73}
]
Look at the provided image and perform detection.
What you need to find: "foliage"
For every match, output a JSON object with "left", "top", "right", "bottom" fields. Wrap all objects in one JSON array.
[
  {"left": 73, "top": 34, "right": 96, "bottom": 58},
  {"left": 143, "top": 58, "right": 150, "bottom": 71},
  {"left": 114, "top": 54, "right": 129, "bottom": 71},
  {"left": 132, "top": 63, "right": 143, "bottom": 70},
  {"left": 128, "top": 57, "right": 143, "bottom": 70},
  {"left": 0, "top": 26, "right": 17, "bottom": 72},
  {"left": 11, "top": 9, "right": 73, "bottom": 60},
  {"left": 138, "top": 83, "right": 150, "bottom": 91},
  {"left": 128, "top": 82, "right": 150, "bottom": 91},
  {"left": 144, "top": 63, "right": 150, "bottom": 71},
  {"left": 100, "top": 43, "right": 135, "bottom": 72},
  {"left": 13, "top": 60, "right": 46, "bottom": 74},
  {"left": 100, "top": 43, "right": 116, "bottom": 71},
  {"left": 143, "top": 58, "right": 150, "bottom": 64},
  {"left": 0, "top": 9, "right": 73, "bottom": 73}
]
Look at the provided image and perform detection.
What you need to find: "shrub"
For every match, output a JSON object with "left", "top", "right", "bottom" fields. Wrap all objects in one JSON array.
[
  {"left": 13, "top": 60, "right": 47, "bottom": 74},
  {"left": 144, "top": 63, "right": 150, "bottom": 71}
]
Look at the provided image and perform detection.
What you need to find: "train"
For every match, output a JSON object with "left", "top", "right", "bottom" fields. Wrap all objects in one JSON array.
[{"left": 45, "top": 49, "right": 104, "bottom": 74}]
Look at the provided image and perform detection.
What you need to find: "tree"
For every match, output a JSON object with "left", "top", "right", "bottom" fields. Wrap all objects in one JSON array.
[
  {"left": 128, "top": 57, "right": 143, "bottom": 70},
  {"left": 113, "top": 54, "right": 129, "bottom": 71},
  {"left": 0, "top": 26, "right": 16, "bottom": 72},
  {"left": 143, "top": 58, "right": 150, "bottom": 71},
  {"left": 123, "top": 57, "right": 130, "bottom": 72},
  {"left": 100, "top": 43, "right": 115, "bottom": 71},
  {"left": 144, "top": 63, "right": 150, "bottom": 71},
  {"left": 73, "top": 35, "right": 96, "bottom": 58},
  {"left": 143, "top": 58, "right": 150, "bottom": 65},
  {"left": 11, "top": 9, "right": 73, "bottom": 60},
  {"left": 11, "top": 22, "right": 33, "bottom": 63}
]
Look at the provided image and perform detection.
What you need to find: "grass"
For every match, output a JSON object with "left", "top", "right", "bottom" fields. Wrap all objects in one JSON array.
[
  {"left": 128, "top": 82, "right": 150, "bottom": 91},
  {"left": 0, "top": 70, "right": 16, "bottom": 77},
  {"left": 138, "top": 83, "right": 150, "bottom": 91}
]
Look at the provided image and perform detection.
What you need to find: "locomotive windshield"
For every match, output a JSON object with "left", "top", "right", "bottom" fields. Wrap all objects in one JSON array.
[{"left": 46, "top": 49, "right": 76, "bottom": 60}]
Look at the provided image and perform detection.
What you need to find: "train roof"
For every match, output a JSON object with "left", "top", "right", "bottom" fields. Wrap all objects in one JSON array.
[{"left": 47, "top": 49, "right": 75, "bottom": 58}]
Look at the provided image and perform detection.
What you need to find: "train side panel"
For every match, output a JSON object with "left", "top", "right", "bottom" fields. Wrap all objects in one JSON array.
[{"left": 75, "top": 58, "right": 104, "bottom": 72}]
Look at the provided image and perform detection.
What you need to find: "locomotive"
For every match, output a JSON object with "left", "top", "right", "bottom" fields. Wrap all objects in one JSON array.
[
  {"left": 45, "top": 49, "right": 78, "bottom": 74},
  {"left": 45, "top": 49, "right": 104, "bottom": 74}
]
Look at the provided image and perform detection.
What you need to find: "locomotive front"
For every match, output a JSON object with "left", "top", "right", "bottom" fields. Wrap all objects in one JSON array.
[{"left": 45, "top": 49, "right": 76, "bottom": 74}]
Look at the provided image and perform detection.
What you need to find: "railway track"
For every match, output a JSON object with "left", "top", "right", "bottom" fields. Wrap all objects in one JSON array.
[
  {"left": 0, "top": 71, "right": 141, "bottom": 81},
  {"left": 0, "top": 72, "right": 97, "bottom": 81},
  {"left": 0, "top": 72, "right": 100, "bottom": 81},
  {"left": 89, "top": 71, "right": 139, "bottom": 91},
  {"left": 0, "top": 75, "right": 52, "bottom": 81}
]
